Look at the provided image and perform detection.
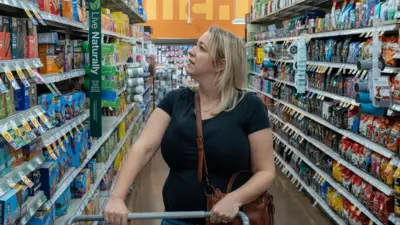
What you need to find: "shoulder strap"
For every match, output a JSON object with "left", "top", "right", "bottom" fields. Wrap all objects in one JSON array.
[{"left": 195, "top": 92, "right": 209, "bottom": 183}]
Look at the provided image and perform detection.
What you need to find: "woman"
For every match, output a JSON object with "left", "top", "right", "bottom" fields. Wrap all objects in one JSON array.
[{"left": 104, "top": 26, "right": 275, "bottom": 225}]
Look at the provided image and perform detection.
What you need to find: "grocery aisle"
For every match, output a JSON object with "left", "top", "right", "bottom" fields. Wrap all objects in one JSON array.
[{"left": 127, "top": 151, "right": 334, "bottom": 225}]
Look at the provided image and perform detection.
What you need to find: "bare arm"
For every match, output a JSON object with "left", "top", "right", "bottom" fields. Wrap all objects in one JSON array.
[
  {"left": 109, "top": 108, "right": 171, "bottom": 200},
  {"left": 229, "top": 128, "right": 275, "bottom": 205}
]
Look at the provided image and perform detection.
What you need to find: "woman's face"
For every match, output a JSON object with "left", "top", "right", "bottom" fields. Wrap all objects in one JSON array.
[{"left": 186, "top": 32, "right": 215, "bottom": 77}]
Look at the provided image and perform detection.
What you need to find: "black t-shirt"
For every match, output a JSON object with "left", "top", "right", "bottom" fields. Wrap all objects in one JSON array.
[{"left": 157, "top": 88, "right": 270, "bottom": 224}]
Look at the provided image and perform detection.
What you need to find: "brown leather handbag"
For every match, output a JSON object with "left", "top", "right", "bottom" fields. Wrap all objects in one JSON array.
[{"left": 194, "top": 92, "right": 275, "bottom": 225}]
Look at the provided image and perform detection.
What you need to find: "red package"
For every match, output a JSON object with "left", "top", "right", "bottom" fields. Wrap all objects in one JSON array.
[
  {"left": 363, "top": 184, "right": 375, "bottom": 210},
  {"left": 341, "top": 137, "right": 353, "bottom": 161},
  {"left": 351, "top": 175, "right": 362, "bottom": 199}
]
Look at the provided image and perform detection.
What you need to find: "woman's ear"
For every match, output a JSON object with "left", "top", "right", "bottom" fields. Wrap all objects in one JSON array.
[{"left": 215, "top": 59, "right": 226, "bottom": 73}]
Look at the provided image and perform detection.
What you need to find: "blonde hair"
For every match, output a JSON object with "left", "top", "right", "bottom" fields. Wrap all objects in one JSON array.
[{"left": 207, "top": 26, "right": 248, "bottom": 113}]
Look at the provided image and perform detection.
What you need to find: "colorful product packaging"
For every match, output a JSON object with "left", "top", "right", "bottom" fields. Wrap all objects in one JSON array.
[
  {"left": 10, "top": 18, "right": 26, "bottom": 59},
  {"left": 26, "top": 21, "right": 38, "bottom": 58},
  {"left": 39, "top": 161, "right": 58, "bottom": 198},
  {"left": 38, "top": 44, "right": 65, "bottom": 74},
  {"left": 0, "top": 16, "right": 11, "bottom": 60},
  {"left": 0, "top": 189, "right": 21, "bottom": 225}
]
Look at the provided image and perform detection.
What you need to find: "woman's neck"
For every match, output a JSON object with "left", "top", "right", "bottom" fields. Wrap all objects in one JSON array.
[{"left": 197, "top": 83, "right": 219, "bottom": 104}]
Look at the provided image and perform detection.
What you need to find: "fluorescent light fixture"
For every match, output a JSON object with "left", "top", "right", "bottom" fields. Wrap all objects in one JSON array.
[{"left": 232, "top": 18, "right": 245, "bottom": 24}]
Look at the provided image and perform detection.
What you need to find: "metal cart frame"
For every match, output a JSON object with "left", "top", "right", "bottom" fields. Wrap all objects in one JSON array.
[{"left": 66, "top": 211, "right": 250, "bottom": 225}]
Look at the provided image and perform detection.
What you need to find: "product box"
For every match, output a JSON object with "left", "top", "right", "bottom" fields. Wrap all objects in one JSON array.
[
  {"left": 86, "top": 159, "right": 96, "bottom": 184},
  {"left": 39, "top": 161, "right": 58, "bottom": 198},
  {"left": 28, "top": 82, "right": 38, "bottom": 107},
  {"left": 10, "top": 17, "right": 26, "bottom": 59},
  {"left": 3, "top": 83, "right": 15, "bottom": 117},
  {"left": 55, "top": 186, "right": 70, "bottom": 218},
  {"left": 54, "top": 95, "right": 65, "bottom": 126},
  {"left": 58, "top": 38, "right": 73, "bottom": 72},
  {"left": 0, "top": 16, "right": 11, "bottom": 60},
  {"left": 73, "top": 168, "right": 90, "bottom": 198},
  {"left": 72, "top": 40, "right": 84, "bottom": 69},
  {"left": 38, "top": 93, "right": 56, "bottom": 125},
  {"left": 27, "top": 169, "right": 42, "bottom": 196},
  {"left": 10, "top": 146, "right": 24, "bottom": 167},
  {"left": 22, "top": 141, "right": 42, "bottom": 161},
  {"left": 0, "top": 189, "right": 21, "bottom": 225},
  {"left": 26, "top": 207, "right": 53, "bottom": 225},
  {"left": 26, "top": 21, "right": 38, "bottom": 58},
  {"left": 39, "top": 44, "right": 64, "bottom": 74},
  {"left": 14, "top": 83, "right": 30, "bottom": 111},
  {"left": 38, "top": 32, "right": 58, "bottom": 45},
  {"left": 61, "top": 0, "right": 73, "bottom": 20},
  {"left": 0, "top": 139, "right": 11, "bottom": 176},
  {"left": 37, "top": 0, "right": 61, "bottom": 16}
]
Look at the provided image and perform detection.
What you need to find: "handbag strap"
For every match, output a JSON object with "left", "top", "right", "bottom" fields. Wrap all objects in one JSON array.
[{"left": 194, "top": 91, "right": 209, "bottom": 183}]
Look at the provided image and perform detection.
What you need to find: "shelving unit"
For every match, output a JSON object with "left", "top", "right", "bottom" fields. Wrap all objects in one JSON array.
[
  {"left": 0, "top": 0, "right": 150, "bottom": 224},
  {"left": 247, "top": 1, "right": 400, "bottom": 224}
]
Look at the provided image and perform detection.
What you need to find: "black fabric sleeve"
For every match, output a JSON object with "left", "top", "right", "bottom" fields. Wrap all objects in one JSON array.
[
  {"left": 157, "top": 89, "right": 177, "bottom": 116},
  {"left": 244, "top": 92, "right": 271, "bottom": 135}
]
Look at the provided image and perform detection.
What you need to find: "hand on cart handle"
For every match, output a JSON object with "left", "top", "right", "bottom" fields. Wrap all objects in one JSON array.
[
  {"left": 104, "top": 197, "right": 130, "bottom": 225},
  {"left": 65, "top": 211, "right": 250, "bottom": 225}
]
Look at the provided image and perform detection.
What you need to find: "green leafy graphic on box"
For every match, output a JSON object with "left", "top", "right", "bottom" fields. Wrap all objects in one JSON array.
[{"left": 90, "top": 0, "right": 101, "bottom": 10}]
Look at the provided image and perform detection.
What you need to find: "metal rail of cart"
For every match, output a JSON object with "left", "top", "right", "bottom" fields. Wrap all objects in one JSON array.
[{"left": 66, "top": 211, "right": 250, "bottom": 225}]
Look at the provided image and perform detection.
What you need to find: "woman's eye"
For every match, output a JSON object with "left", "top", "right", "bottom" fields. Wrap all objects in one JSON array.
[{"left": 200, "top": 46, "right": 205, "bottom": 51}]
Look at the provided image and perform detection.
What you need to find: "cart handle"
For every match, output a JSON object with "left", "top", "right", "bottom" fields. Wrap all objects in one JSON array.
[{"left": 66, "top": 211, "right": 249, "bottom": 225}]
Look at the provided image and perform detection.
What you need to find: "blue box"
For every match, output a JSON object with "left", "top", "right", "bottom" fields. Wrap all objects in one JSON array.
[
  {"left": 39, "top": 162, "right": 58, "bottom": 198},
  {"left": 14, "top": 84, "right": 30, "bottom": 111},
  {"left": 0, "top": 189, "right": 21, "bottom": 225}
]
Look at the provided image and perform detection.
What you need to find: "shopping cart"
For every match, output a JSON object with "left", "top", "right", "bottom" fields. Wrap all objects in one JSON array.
[{"left": 66, "top": 211, "right": 250, "bottom": 225}]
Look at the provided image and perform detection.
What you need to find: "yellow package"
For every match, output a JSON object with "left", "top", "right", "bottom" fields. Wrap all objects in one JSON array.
[
  {"left": 394, "top": 167, "right": 400, "bottom": 195},
  {"left": 383, "top": 160, "right": 395, "bottom": 186}
]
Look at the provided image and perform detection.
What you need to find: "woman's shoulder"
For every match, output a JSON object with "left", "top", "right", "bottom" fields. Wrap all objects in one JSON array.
[
  {"left": 166, "top": 87, "right": 195, "bottom": 102},
  {"left": 238, "top": 89, "right": 265, "bottom": 106}
]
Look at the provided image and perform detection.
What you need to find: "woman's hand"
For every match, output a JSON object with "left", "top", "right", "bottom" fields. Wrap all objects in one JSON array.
[
  {"left": 210, "top": 194, "right": 241, "bottom": 224},
  {"left": 104, "top": 197, "right": 130, "bottom": 225}
]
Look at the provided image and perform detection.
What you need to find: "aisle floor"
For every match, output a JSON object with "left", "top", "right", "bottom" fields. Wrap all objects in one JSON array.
[{"left": 127, "top": 152, "right": 335, "bottom": 225}]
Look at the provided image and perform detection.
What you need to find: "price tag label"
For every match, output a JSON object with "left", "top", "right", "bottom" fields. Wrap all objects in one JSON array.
[
  {"left": 30, "top": 115, "right": 45, "bottom": 134},
  {"left": 1, "top": 130, "right": 19, "bottom": 149},
  {"left": 58, "top": 139, "right": 66, "bottom": 152},
  {"left": 0, "top": 77, "right": 8, "bottom": 93},
  {"left": 21, "top": 119, "right": 37, "bottom": 140},
  {"left": 52, "top": 143, "right": 60, "bottom": 155},
  {"left": 28, "top": 3, "right": 46, "bottom": 25},
  {"left": 75, "top": 126, "right": 80, "bottom": 133},
  {"left": 69, "top": 129, "right": 73, "bottom": 136},
  {"left": 36, "top": 110, "right": 52, "bottom": 129},
  {"left": 4, "top": 67, "right": 20, "bottom": 90},
  {"left": 29, "top": 207, "right": 34, "bottom": 216},
  {"left": 19, "top": 172, "right": 34, "bottom": 188},
  {"left": 46, "top": 146, "right": 57, "bottom": 160},
  {"left": 15, "top": 65, "right": 31, "bottom": 88},
  {"left": 20, "top": 2, "right": 38, "bottom": 25},
  {"left": 63, "top": 134, "right": 69, "bottom": 143},
  {"left": 25, "top": 64, "right": 43, "bottom": 84}
]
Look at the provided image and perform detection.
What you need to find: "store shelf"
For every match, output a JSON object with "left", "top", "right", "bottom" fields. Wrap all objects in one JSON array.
[
  {"left": 266, "top": 76, "right": 359, "bottom": 106},
  {"left": 55, "top": 110, "right": 144, "bottom": 225},
  {"left": 307, "top": 61, "right": 400, "bottom": 74},
  {"left": 39, "top": 11, "right": 87, "bottom": 30},
  {"left": 389, "top": 214, "right": 400, "bottom": 225},
  {"left": 0, "top": 0, "right": 36, "bottom": 11},
  {"left": 0, "top": 155, "right": 45, "bottom": 197},
  {"left": 41, "top": 69, "right": 85, "bottom": 84},
  {"left": 273, "top": 132, "right": 385, "bottom": 225},
  {"left": 19, "top": 191, "right": 47, "bottom": 225},
  {"left": 102, "top": 0, "right": 145, "bottom": 23},
  {"left": 250, "top": 86, "right": 396, "bottom": 159},
  {"left": 0, "top": 58, "right": 42, "bottom": 73},
  {"left": 270, "top": 112, "right": 394, "bottom": 196},
  {"left": 45, "top": 104, "right": 135, "bottom": 208},
  {"left": 0, "top": 105, "right": 44, "bottom": 127},
  {"left": 103, "top": 29, "right": 135, "bottom": 43},
  {"left": 247, "top": 23, "right": 398, "bottom": 45},
  {"left": 270, "top": 58, "right": 295, "bottom": 64},
  {"left": 41, "top": 111, "right": 89, "bottom": 147},
  {"left": 273, "top": 152, "right": 347, "bottom": 225}
]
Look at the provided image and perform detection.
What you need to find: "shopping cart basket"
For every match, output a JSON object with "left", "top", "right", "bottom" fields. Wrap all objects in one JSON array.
[{"left": 66, "top": 211, "right": 250, "bottom": 225}]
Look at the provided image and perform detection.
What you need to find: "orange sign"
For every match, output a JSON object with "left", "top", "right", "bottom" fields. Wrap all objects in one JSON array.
[{"left": 143, "top": 0, "right": 251, "bottom": 39}]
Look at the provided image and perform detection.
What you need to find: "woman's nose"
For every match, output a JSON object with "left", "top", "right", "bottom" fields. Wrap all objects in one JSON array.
[{"left": 188, "top": 47, "right": 196, "bottom": 57}]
